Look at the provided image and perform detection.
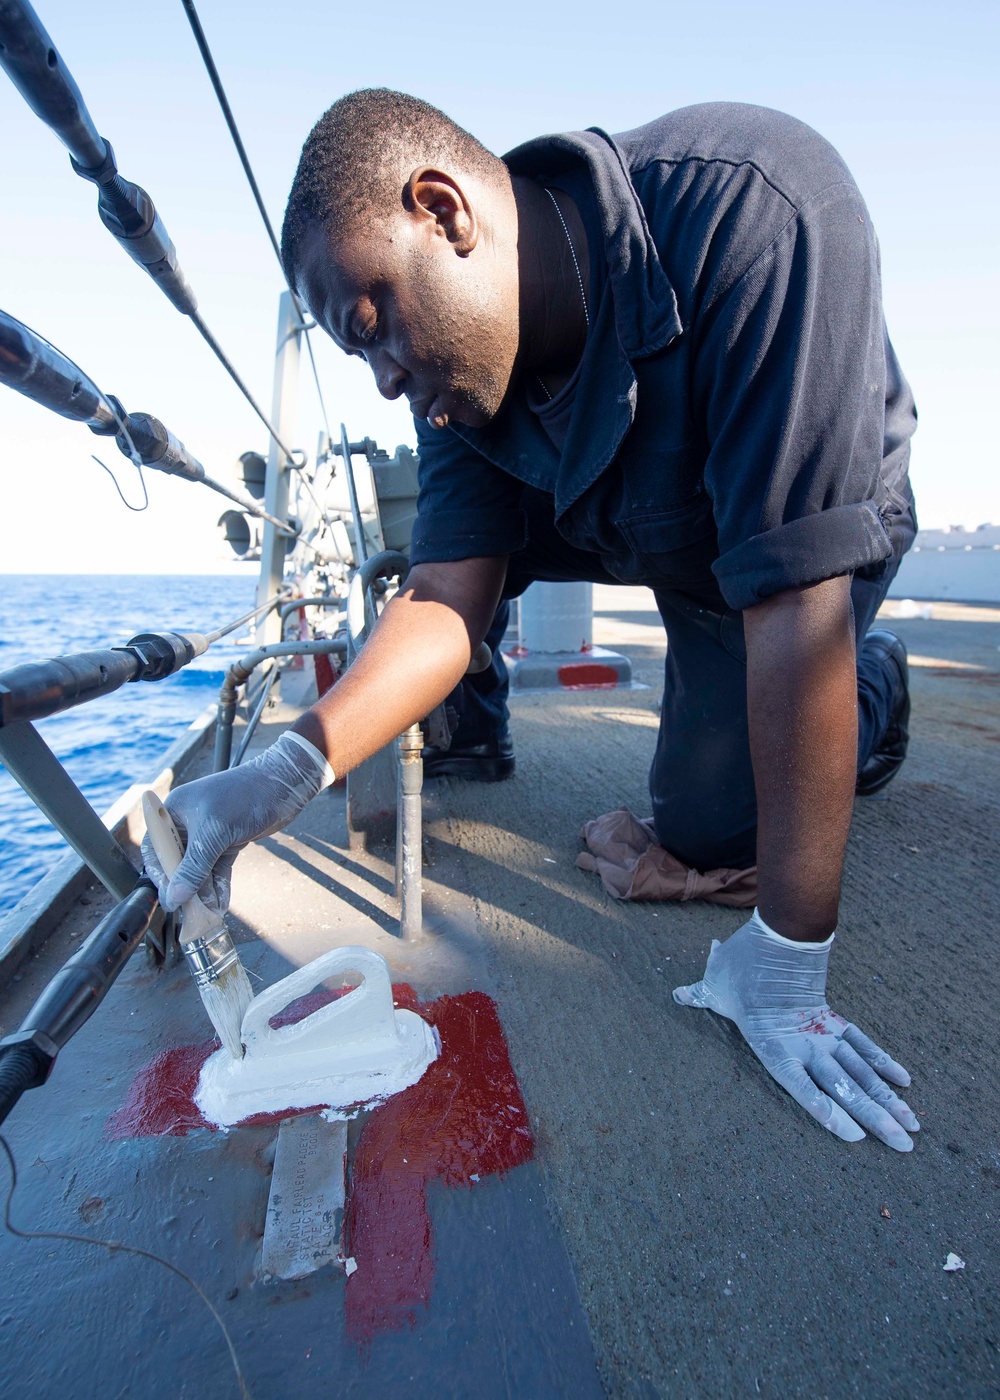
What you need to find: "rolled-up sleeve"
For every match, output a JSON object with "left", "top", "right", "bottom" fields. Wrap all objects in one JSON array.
[
  {"left": 409, "top": 417, "right": 527, "bottom": 564},
  {"left": 697, "top": 182, "right": 893, "bottom": 611}
]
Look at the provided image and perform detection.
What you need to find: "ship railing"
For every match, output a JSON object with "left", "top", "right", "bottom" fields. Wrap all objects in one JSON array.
[
  {"left": 0, "top": 592, "right": 289, "bottom": 911},
  {"left": 0, "top": 0, "right": 354, "bottom": 587},
  {"left": 0, "top": 586, "right": 336, "bottom": 1127},
  {"left": 0, "top": 0, "right": 443, "bottom": 1124}
]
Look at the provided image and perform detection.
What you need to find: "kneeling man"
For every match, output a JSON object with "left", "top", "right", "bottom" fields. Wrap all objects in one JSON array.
[{"left": 146, "top": 91, "right": 919, "bottom": 1152}]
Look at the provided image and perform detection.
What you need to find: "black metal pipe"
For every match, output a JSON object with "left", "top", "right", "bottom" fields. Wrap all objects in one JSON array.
[
  {"left": 0, "top": 630, "right": 209, "bottom": 727},
  {"left": 0, "top": 648, "right": 142, "bottom": 727},
  {"left": 0, "top": 308, "right": 117, "bottom": 431},
  {"left": 114, "top": 412, "right": 298, "bottom": 536},
  {"left": 0, "top": 0, "right": 106, "bottom": 168},
  {"left": 0, "top": 309, "right": 300, "bottom": 541},
  {"left": 120, "top": 411, "right": 206, "bottom": 482},
  {"left": 85, "top": 163, "right": 198, "bottom": 316},
  {"left": 0, "top": 2, "right": 198, "bottom": 315},
  {"left": 0, "top": 878, "right": 158, "bottom": 1126}
]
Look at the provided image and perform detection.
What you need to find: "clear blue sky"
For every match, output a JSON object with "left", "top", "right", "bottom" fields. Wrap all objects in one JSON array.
[{"left": 0, "top": 0, "right": 996, "bottom": 572}]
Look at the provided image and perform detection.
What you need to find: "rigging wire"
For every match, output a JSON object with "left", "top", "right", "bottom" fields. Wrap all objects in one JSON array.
[
  {"left": 188, "top": 306, "right": 294, "bottom": 461},
  {"left": 0, "top": 1134, "right": 252, "bottom": 1400},
  {"left": 203, "top": 592, "right": 289, "bottom": 645},
  {"left": 180, "top": 0, "right": 333, "bottom": 447},
  {"left": 181, "top": 0, "right": 357, "bottom": 562}
]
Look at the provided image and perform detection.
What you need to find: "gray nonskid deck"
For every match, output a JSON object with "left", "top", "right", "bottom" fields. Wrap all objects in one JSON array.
[{"left": 0, "top": 590, "right": 998, "bottom": 1398}]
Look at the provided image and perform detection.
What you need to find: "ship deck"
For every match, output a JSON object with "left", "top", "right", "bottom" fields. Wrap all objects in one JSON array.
[{"left": 1, "top": 587, "right": 998, "bottom": 1399}]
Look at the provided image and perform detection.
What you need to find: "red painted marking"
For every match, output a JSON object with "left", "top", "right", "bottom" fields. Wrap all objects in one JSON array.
[
  {"left": 557, "top": 661, "right": 620, "bottom": 689},
  {"left": 103, "top": 1038, "right": 332, "bottom": 1137},
  {"left": 105, "top": 1039, "right": 217, "bottom": 1138},
  {"left": 268, "top": 984, "right": 355, "bottom": 1028},
  {"left": 314, "top": 651, "right": 337, "bottom": 697},
  {"left": 106, "top": 985, "right": 363, "bottom": 1139},
  {"left": 344, "top": 990, "right": 533, "bottom": 1342},
  {"left": 106, "top": 985, "right": 534, "bottom": 1344}
]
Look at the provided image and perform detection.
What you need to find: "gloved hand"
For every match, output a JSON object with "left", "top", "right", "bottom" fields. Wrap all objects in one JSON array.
[
  {"left": 673, "top": 909, "right": 919, "bottom": 1151},
  {"left": 142, "top": 731, "right": 334, "bottom": 914}
]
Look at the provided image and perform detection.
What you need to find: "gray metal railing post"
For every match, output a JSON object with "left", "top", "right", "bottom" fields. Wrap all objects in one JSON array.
[
  {"left": 397, "top": 725, "right": 423, "bottom": 940},
  {"left": 256, "top": 291, "right": 301, "bottom": 650},
  {"left": 0, "top": 722, "right": 138, "bottom": 900}
]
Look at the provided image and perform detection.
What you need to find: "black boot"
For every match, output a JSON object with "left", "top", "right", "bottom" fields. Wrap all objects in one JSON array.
[
  {"left": 856, "top": 631, "right": 911, "bottom": 796},
  {"left": 422, "top": 728, "right": 516, "bottom": 782}
]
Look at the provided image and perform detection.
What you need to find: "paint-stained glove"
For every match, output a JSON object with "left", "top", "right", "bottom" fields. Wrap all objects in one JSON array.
[
  {"left": 142, "top": 731, "right": 334, "bottom": 914},
  {"left": 672, "top": 909, "right": 919, "bottom": 1152}
]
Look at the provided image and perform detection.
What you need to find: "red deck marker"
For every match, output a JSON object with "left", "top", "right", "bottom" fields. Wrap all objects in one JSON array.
[
  {"left": 106, "top": 986, "right": 535, "bottom": 1341},
  {"left": 344, "top": 989, "right": 534, "bottom": 1341},
  {"left": 557, "top": 661, "right": 620, "bottom": 689}
]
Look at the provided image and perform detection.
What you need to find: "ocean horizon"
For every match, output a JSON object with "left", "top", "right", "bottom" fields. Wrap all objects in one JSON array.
[{"left": 0, "top": 573, "right": 259, "bottom": 914}]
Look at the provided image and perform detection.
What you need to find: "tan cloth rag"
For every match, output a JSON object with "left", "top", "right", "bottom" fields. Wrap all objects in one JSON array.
[{"left": 576, "top": 807, "right": 757, "bottom": 908}]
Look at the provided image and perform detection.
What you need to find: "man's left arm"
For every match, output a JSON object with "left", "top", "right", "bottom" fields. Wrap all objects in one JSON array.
[
  {"left": 743, "top": 575, "right": 856, "bottom": 941},
  {"left": 673, "top": 574, "right": 920, "bottom": 1151}
]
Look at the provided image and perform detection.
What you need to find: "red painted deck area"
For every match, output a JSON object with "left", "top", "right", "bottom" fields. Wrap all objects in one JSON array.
[{"left": 106, "top": 984, "right": 534, "bottom": 1342}]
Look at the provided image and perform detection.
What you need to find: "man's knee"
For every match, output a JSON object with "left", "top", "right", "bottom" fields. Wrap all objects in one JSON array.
[{"left": 651, "top": 794, "right": 757, "bottom": 872}]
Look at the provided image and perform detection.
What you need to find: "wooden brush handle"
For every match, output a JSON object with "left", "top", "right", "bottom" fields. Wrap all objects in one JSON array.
[
  {"left": 141, "top": 789, "right": 222, "bottom": 942},
  {"left": 141, "top": 791, "right": 186, "bottom": 878}
]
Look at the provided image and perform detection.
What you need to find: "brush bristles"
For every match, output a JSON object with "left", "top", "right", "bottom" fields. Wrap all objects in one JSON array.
[{"left": 196, "top": 959, "right": 254, "bottom": 1060}]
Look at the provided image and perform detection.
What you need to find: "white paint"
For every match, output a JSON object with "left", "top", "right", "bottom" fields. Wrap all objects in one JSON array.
[
  {"left": 519, "top": 581, "right": 593, "bottom": 653},
  {"left": 195, "top": 946, "right": 438, "bottom": 1129}
]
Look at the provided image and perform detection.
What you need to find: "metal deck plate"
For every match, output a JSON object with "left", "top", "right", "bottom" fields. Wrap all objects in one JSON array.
[{"left": 260, "top": 1114, "right": 347, "bottom": 1281}]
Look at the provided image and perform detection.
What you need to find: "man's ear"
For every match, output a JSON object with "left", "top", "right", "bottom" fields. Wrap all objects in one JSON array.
[{"left": 403, "top": 167, "right": 478, "bottom": 256}]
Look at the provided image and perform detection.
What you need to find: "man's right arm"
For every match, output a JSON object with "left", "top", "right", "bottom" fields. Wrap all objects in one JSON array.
[
  {"left": 142, "top": 555, "right": 508, "bottom": 911},
  {"left": 292, "top": 555, "right": 509, "bottom": 772}
]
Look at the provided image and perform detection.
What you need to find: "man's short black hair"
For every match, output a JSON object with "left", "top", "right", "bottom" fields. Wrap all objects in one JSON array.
[{"left": 281, "top": 88, "right": 506, "bottom": 285}]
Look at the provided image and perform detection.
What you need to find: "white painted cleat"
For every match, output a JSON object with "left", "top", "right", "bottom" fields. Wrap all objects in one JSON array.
[{"left": 195, "top": 946, "right": 438, "bottom": 1128}]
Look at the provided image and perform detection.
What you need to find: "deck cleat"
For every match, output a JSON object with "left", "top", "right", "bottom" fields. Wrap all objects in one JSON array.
[{"left": 195, "top": 945, "right": 438, "bottom": 1128}]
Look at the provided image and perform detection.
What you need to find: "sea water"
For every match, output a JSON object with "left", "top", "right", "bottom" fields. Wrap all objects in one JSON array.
[{"left": 0, "top": 574, "right": 256, "bottom": 915}]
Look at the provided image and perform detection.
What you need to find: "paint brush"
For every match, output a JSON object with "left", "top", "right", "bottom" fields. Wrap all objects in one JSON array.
[{"left": 142, "top": 790, "right": 252, "bottom": 1059}]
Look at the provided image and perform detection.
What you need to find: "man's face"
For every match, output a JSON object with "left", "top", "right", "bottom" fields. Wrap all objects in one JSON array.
[{"left": 297, "top": 208, "right": 520, "bottom": 430}]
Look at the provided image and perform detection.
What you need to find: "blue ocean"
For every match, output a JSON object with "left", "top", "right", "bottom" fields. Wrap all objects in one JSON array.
[{"left": 0, "top": 574, "right": 256, "bottom": 915}]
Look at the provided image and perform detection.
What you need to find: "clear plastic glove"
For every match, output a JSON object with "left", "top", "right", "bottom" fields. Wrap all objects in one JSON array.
[
  {"left": 673, "top": 909, "right": 919, "bottom": 1152},
  {"left": 142, "top": 731, "right": 334, "bottom": 914}
]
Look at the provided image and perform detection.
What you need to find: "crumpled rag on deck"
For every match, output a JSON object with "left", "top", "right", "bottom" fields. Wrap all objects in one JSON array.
[{"left": 576, "top": 808, "right": 757, "bottom": 907}]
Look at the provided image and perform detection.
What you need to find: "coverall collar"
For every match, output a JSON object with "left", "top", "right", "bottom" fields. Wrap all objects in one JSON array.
[
  {"left": 502, "top": 126, "right": 683, "bottom": 358},
  {"left": 447, "top": 127, "right": 683, "bottom": 518}
]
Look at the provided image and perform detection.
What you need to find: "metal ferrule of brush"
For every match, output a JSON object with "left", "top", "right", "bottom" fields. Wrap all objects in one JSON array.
[{"left": 182, "top": 927, "right": 239, "bottom": 988}]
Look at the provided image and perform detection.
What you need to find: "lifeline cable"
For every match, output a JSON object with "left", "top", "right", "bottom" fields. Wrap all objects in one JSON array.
[
  {"left": 180, "top": 0, "right": 345, "bottom": 556},
  {"left": 188, "top": 307, "right": 294, "bottom": 461},
  {"left": 0, "top": 1133, "right": 252, "bottom": 1400},
  {"left": 92, "top": 390, "right": 150, "bottom": 510},
  {"left": 179, "top": 0, "right": 333, "bottom": 446},
  {"left": 203, "top": 591, "right": 289, "bottom": 645},
  {"left": 190, "top": 306, "right": 340, "bottom": 552},
  {"left": 0, "top": 1, "right": 295, "bottom": 464}
]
